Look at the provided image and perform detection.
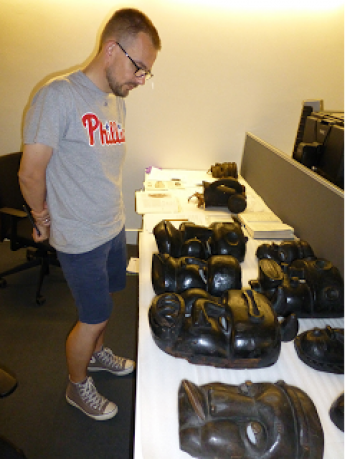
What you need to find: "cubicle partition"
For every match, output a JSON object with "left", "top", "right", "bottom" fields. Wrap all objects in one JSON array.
[{"left": 240, "top": 133, "right": 344, "bottom": 276}]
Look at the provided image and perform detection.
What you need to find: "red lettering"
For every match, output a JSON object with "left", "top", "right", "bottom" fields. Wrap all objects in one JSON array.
[
  {"left": 82, "top": 113, "right": 125, "bottom": 146},
  {"left": 99, "top": 123, "right": 109, "bottom": 145},
  {"left": 119, "top": 129, "right": 125, "bottom": 143},
  {"left": 110, "top": 121, "right": 119, "bottom": 144},
  {"left": 82, "top": 113, "right": 100, "bottom": 146},
  {"left": 116, "top": 125, "right": 125, "bottom": 144}
]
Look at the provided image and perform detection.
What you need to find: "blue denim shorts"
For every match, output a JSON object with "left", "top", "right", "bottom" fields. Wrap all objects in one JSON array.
[{"left": 57, "top": 228, "right": 127, "bottom": 324}]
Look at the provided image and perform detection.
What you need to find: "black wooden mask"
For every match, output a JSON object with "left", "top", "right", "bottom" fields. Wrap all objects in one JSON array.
[
  {"left": 148, "top": 288, "right": 296, "bottom": 369},
  {"left": 153, "top": 218, "right": 247, "bottom": 262},
  {"left": 178, "top": 379, "right": 324, "bottom": 459}
]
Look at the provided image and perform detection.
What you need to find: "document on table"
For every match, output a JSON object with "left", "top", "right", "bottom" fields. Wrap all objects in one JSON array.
[
  {"left": 144, "top": 180, "right": 184, "bottom": 191},
  {"left": 145, "top": 168, "right": 210, "bottom": 188},
  {"left": 239, "top": 211, "right": 294, "bottom": 239},
  {"left": 135, "top": 191, "right": 180, "bottom": 214},
  {"left": 240, "top": 211, "right": 282, "bottom": 223}
]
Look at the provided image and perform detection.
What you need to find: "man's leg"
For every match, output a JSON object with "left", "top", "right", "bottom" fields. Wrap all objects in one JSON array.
[
  {"left": 66, "top": 320, "right": 108, "bottom": 383},
  {"left": 65, "top": 319, "right": 118, "bottom": 421},
  {"left": 86, "top": 230, "right": 135, "bottom": 376},
  {"left": 88, "top": 315, "right": 135, "bottom": 376},
  {"left": 58, "top": 230, "right": 133, "bottom": 420}
]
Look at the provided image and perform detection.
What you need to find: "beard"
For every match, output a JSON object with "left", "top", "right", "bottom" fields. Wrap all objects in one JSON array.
[{"left": 105, "top": 65, "right": 137, "bottom": 97}]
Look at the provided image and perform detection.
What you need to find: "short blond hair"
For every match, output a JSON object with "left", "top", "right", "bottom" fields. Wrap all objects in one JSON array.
[{"left": 100, "top": 8, "right": 161, "bottom": 51}]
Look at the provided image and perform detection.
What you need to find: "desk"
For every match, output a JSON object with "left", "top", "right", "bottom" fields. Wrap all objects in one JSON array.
[{"left": 134, "top": 170, "right": 344, "bottom": 459}]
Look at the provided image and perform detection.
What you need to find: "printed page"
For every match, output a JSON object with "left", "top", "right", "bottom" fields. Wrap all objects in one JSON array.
[
  {"left": 240, "top": 211, "right": 282, "bottom": 223},
  {"left": 135, "top": 191, "right": 179, "bottom": 214}
]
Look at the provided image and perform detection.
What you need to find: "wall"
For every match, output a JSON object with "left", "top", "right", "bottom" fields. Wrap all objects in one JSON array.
[{"left": 0, "top": 0, "right": 344, "bottom": 242}]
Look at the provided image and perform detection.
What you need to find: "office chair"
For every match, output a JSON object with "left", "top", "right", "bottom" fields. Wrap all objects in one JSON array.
[
  {"left": 0, "top": 365, "right": 28, "bottom": 458},
  {"left": 0, "top": 152, "right": 60, "bottom": 305}
]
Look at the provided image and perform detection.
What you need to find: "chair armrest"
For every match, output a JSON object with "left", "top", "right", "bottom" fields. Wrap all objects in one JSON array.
[{"left": 0, "top": 207, "right": 27, "bottom": 218}]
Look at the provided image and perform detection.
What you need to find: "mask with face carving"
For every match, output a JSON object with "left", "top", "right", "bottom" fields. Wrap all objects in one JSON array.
[
  {"left": 148, "top": 288, "right": 295, "bottom": 369},
  {"left": 178, "top": 379, "right": 324, "bottom": 459}
]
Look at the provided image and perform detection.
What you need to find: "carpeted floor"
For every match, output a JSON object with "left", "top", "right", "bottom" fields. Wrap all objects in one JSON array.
[{"left": 0, "top": 241, "right": 139, "bottom": 459}]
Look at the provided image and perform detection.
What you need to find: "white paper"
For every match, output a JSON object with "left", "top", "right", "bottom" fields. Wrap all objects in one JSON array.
[
  {"left": 135, "top": 191, "right": 179, "bottom": 214},
  {"left": 144, "top": 180, "right": 184, "bottom": 191},
  {"left": 240, "top": 211, "right": 282, "bottom": 223},
  {"left": 127, "top": 257, "right": 139, "bottom": 273}
]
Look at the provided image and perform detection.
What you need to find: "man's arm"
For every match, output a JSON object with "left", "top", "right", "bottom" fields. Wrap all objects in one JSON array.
[{"left": 18, "top": 143, "right": 53, "bottom": 242}]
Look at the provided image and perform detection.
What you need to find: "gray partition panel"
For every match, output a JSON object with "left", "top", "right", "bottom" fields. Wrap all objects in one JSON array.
[{"left": 240, "top": 133, "right": 344, "bottom": 276}]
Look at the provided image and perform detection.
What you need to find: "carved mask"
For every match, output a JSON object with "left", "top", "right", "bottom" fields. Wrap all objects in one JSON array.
[
  {"left": 149, "top": 288, "right": 282, "bottom": 368},
  {"left": 178, "top": 379, "right": 324, "bottom": 459},
  {"left": 152, "top": 253, "right": 242, "bottom": 297},
  {"left": 153, "top": 218, "right": 247, "bottom": 262}
]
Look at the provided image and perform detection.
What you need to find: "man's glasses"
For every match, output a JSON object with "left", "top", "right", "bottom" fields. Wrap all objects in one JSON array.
[{"left": 117, "top": 43, "right": 153, "bottom": 81}]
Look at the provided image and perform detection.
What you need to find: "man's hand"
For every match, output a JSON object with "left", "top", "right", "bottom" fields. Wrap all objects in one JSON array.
[
  {"left": 31, "top": 203, "right": 50, "bottom": 226},
  {"left": 31, "top": 204, "right": 51, "bottom": 242},
  {"left": 32, "top": 222, "right": 50, "bottom": 242},
  {"left": 19, "top": 143, "right": 53, "bottom": 243}
]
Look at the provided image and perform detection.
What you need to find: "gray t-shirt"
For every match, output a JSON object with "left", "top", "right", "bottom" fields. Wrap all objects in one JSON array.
[{"left": 23, "top": 70, "right": 126, "bottom": 254}]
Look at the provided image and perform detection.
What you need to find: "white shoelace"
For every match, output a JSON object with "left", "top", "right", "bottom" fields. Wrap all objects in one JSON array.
[
  {"left": 79, "top": 377, "right": 108, "bottom": 410},
  {"left": 97, "top": 347, "right": 126, "bottom": 370}
]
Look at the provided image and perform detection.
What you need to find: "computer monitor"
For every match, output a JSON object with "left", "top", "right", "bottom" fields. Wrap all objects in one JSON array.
[
  {"left": 293, "top": 112, "right": 344, "bottom": 189},
  {"left": 315, "top": 124, "right": 344, "bottom": 189}
]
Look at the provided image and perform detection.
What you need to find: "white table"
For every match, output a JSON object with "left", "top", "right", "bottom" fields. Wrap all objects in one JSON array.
[{"left": 134, "top": 170, "right": 344, "bottom": 459}]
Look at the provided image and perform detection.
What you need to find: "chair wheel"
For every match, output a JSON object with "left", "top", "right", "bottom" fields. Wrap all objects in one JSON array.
[
  {"left": 0, "top": 278, "right": 7, "bottom": 288},
  {"left": 36, "top": 295, "right": 46, "bottom": 306}
]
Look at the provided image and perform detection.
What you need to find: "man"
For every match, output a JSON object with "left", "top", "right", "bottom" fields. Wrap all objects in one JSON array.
[{"left": 18, "top": 8, "right": 161, "bottom": 421}]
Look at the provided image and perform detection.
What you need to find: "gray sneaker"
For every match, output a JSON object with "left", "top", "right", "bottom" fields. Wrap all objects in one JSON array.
[
  {"left": 66, "top": 376, "right": 118, "bottom": 421},
  {"left": 88, "top": 347, "right": 135, "bottom": 376}
]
